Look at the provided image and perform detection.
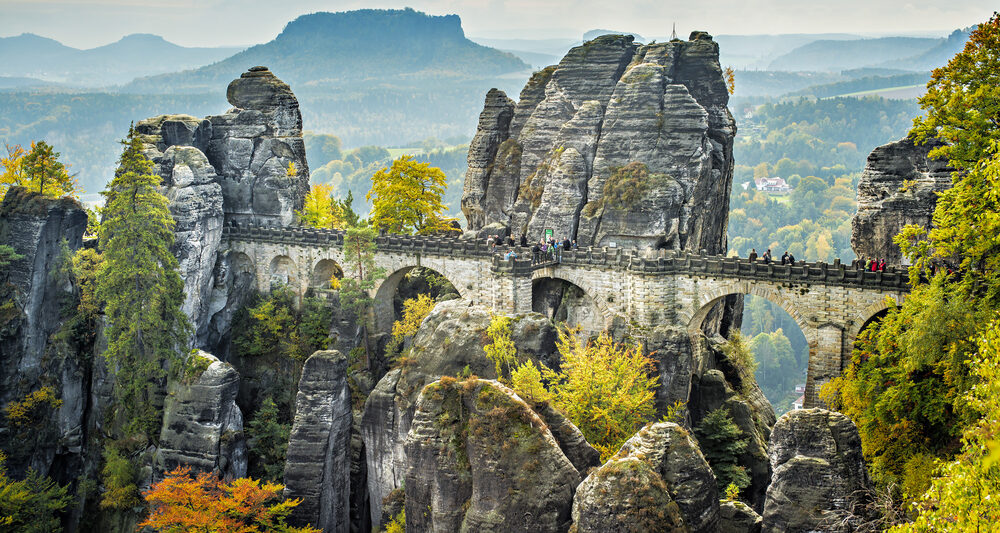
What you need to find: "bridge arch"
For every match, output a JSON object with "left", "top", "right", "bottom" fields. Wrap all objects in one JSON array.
[
  {"left": 269, "top": 255, "right": 298, "bottom": 289},
  {"left": 373, "top": 265, "right": 463, "bottom": 334},
  {"left": 844, "top": 296, "right": 902, "bottom": 354},
  {"left": 530, "top": 269, "right": 615, "bottom": 335},
  {"left": 685, "top": 280, "right": 815, "bottom": 345},
  {"left": 310, "top": 258, "right": 343, "bottom": 289}
]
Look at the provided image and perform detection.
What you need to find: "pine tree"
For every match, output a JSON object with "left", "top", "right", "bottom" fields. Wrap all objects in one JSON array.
[
  {"left": 339, "top": 226, "right": 385, "bottom": 361},
  {"left": 1, "top": 141, "right": 79, "bottom": 199},
  {"left": 695, "top": 407, "right": 751, "bottom": 494},
  {"left": 96, "top": 125, "right": 190, "bottom": 439}
]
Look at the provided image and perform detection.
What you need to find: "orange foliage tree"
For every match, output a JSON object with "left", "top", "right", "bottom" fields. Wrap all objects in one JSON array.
[{"left": 139, "top": 466, "right": 320, "bottom": 533}]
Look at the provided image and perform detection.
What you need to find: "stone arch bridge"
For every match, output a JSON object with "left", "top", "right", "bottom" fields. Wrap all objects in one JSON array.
[{"left": 223, "top": 225, "right": 908, "bottom": 407}]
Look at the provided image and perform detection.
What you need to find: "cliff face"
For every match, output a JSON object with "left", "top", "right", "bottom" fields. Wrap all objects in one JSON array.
[
  {"left": 462, "top": 32, "right": 735, "bottom": 252},
  {"left": 135, "top": 66, "right": 310, "bottom": 349},
  {"left": 0, "top": 188, "right": 92, "bottom": 479},
  {"left": 851, "top": 137, "right": 953, "bottom": 265}
]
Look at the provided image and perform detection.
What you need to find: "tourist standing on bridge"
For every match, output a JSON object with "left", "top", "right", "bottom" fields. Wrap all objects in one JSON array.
[
  {"left": 879, "top": 258, "right": 886, "bottom": 272},
  {"left": 787, "top": 252, "right": 795, "bottom": 264},
  {"left": 572, "top": 240, "right": 578, "bottom": 250},
  {"left": 531, "top": 241, "right": 541, "bottom": 264},
  {"left": 748, "top": 248, "right": 758, "bottom": 262},
  {"left": 520, "top": 234, "right": 528, "bottom": 247},
  {"left": 780, "top": 251, "right": 789, "bottom": 265},
  {"left": 763, "top": 249, "right": 772, "bottom": 264}
]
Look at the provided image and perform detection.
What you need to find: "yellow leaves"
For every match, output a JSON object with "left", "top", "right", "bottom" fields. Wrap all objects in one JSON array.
[
  {"left": 1, "top": 141, "right": 80, "bottom": 199},
  {"left": 484, "top": 314, "right": 518, "bottom": 381},
  {"left": 141, "top": 466, "right": 320, "bottom": 533},
  {"left": 547, "top": 331, "right": 658, "bottom": 461},
  {"left": 511, "top": 360, "right": 550, "bottom": 405},
  {"left": 297, "top": 183, "right": 345, "bottom": 230},
  {"left": 367, "top": 155, "right": 458, "bottom": 235},
  {"left": 286, "top": 161, "right": 298, "bottom": 177},
  {"left": 724, "top": 66, "right": 736, "bottom": 95},
  {"left": 391, "top": 294, "right": 436, "bottom": 341},
  {"left": 3, "top": 386, "right": 62, "bottom": 427}
]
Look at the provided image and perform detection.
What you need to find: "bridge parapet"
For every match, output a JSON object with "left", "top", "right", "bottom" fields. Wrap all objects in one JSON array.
[{"left": 222, "top": 226, "right": 910, "bottom": 291}]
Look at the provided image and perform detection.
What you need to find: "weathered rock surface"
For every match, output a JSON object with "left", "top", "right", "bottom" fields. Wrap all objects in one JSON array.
[
  {"left": 572, "top": 422, "right": 719, "bottom": 533},
  {"left": 762, "top": 409, "right": 871, "bottom": 533},
  {"left": 719, "top": 500, "right": 763, "bottom": 533},
  {"left": 0, "top": 187, "right": 90, "bottom": 477},
  {"left": 361, "top": 300, "right": 562, "bottom": 525},
  {"left": 133, "top": 123, "right": 226, "bottom": 345},
  {"left": 852, "top": 137, "right": 953, "bottom": 265},
  {"left": 156, "top": 350, "right": 247, "bottom": 480},
  {"left": 284, "top": 350, "right": 353, "bottom": 533},
  {"left": 208, "top": 66, "right": 310, "bottom": 226},
  {"left": 462, "top": 32, "right": 735, "bottom": 252},
  {"left": 405, "top": 378, "right": 580, "bottom": 533},
  {"left": 689, "top": 368, "right": 773, "bottom": 511}
]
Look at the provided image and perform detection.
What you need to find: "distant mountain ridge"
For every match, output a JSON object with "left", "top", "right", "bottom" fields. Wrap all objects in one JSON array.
[
  {"left": 123, "top": 8, "right": 529, "bottom": 94},
  {"left": 0, "top": 32, "right": 241, "bottom": 86},
  {"left": 769, "top": 37, "right": 939, "bottom": 71}
]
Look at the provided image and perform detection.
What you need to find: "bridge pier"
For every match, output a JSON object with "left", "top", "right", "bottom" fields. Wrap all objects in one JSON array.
[{"left": 803, "top": 323, "right": 846, "bottom": 408}]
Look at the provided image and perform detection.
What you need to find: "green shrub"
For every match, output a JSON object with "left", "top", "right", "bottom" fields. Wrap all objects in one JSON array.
[{"left": 695, "top": 407, "right": 750, "bottom": 494}]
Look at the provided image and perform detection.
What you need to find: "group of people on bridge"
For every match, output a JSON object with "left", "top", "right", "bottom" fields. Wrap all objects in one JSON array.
[
  {"left": 855, "top": 256, "right": 888, "bottom": 272},
  {"left": 747, "top": 248, "right": 797, "bottom": 265},
  {"left": 486, "top": 233, "right": 579, "bottom": 265}
]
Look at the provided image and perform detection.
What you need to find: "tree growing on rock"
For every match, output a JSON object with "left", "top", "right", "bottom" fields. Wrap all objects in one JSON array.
[
  {"left": 339, "top": 226, "right": 386, "bottom": 361},
  {"left": 367, "top": 155, "right": 457, "bottom": 235},
  {"left": 96, "top": 125, "right": 190, "bottom": 439},
  {"left": 695, "top": 407, "right": 751, "bottom": 494},
  {"left": 0, "top": 141, "right": 79, "bottom": 199},
  {"left": 544, "top": 331, "right": 658, "bottom": 460}
]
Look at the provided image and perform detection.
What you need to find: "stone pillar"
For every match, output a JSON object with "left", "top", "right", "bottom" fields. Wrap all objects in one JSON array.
[
  {"left": 803, "top": 323, "right": 845, "bottom": 408},
  {"left": 488, "top": 261, "right": 532, "bottom": 314}
]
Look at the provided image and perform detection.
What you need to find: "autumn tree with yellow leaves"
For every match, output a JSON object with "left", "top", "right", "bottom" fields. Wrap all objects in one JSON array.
[{"left": 367, "top": 155, "right": 457, "bottom": 235}]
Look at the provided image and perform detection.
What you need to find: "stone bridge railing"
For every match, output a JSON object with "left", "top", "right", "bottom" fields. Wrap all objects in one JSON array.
[{"left": 221, "top": 225, "right": 910, "bottom": 291}]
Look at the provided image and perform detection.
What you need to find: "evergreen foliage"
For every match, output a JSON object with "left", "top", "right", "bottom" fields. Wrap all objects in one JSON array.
[
  {"left": 96, "top": 125, "right": 190, "bottom": 439},
  {"left": 367, "top": 155, "right": 457, "bottom": 235},
  {"left": 233, "top": 287, "right": 331, "bottom": 362},
  {"left": 247, "top": 398, "right": 291, "bottom": 483},
  {"left": 0, "top": 141, "right": 79, "bottom": 199},
  {"left": 0, "top": 452, "right": 71, "bottom": 533},
  {"left": 695, "top": 408, "right": 751, "bottom": 494},
  {"left": 339, "top": 226, "right": 386, "bottom": 360},
  {"left": 99, "top": 447, "right": 140, "bottom": 511}
]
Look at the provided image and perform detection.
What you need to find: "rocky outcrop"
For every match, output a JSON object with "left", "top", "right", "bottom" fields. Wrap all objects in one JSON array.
[
  {"left": 852, "top": 137, "right": 953, "bottom": 265},
  {"left": 572, "top": 422, "right": 719, "bottom": 533},
  {"left": 208, "top": 67, "right": 310, "bottom": 226},
  {"left": 284, "top": 350, "right": 353, "bottom": 533},
  {"left": 689, "top": 368, "right": 773, "bottom": 511},
  {"left": 762, "top": 409, "right": 871, "bottom": 533},
  {"left": 134, "top": 66, "right": 309, "bottom": 352},
  {"left": 719, "top": 500, "right": 763, "bottom": 533},
  {"left": 133, "top": 121, "right": 226, "bottom": 345},
  {"left": 404, "top": 378, "right": 580, "bottom": 533},
  {"left": 0, "top": 187, "right": 90, "bottom": 477},
  {"left": 462, "top": 32, "right": 735, "bottom": 252},
  {"left": 361, "top": 300, "right": 561, "bottom": 525},
  {"left": 156, "top": 350, "right": 247, "bottom": 480}
]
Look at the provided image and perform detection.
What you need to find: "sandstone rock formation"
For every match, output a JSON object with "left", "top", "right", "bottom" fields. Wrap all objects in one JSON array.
[
  {"left": 361, "top": 300, "right": 564, "bottom": 525},
  {"left": 572, "top": 422, "right": 719, "bottom": 533},
  {"left": 462, "top": 33, "right": 735, "bottom": 252},
  {"left": 284, "top": 350, "right": 353, "bottom": 533},
  {"left": 405, "top": 378, "right": 580, "bottom": 533},
  {"left": 762, "top": 409, "right": 870, "bottom": 533},
  {"left": 134, "top": 66, "right": 310, "bottom": 350},
  {"left": 0, "top": 187, "right": 90, "bottom": 477},
  {"left": 156, "top": 350, "right": 247, "bottom": 480},
  {"left": 718, "top": 500, "right": 763, "bottom": 533},
  {"left": 852, "top": 137, "right": 953, "bottom": 265}
]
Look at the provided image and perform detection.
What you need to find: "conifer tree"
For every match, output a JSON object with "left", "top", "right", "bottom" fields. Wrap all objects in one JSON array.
[
  {"left": 695, "top": 407, "right": 750, "bottom": 493},
  {"left": 96, "top": 125, "right": 190, "bottom": 439}
]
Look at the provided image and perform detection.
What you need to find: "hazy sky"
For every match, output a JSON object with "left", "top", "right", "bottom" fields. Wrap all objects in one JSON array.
[{"left": 0, "top": 0, "right": 993, "bottom": 48}]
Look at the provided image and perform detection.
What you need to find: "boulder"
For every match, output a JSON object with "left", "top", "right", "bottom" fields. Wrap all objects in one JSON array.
[
  {"left": 461, "top": 32, "right": 735, "bottom": 254},
  {"left": 284, "top": 350, "right": 353, "bottom": 533},
  {"left": 156, "top": 350, "right": 247, "bottom": 480},
  {"left": 572, "top": 422, "right": 719, "bottom": 533},
  {"left": 361, "top": 300, "right": 561, "bottom": 525},
  {"left": 404, "top": 378, "right": 580, "bottom": 533},
  {"left": 852, "top": 137, "right": 953, "bottom": 265},
  {"left": 718, "top": 500, "right": 762, "bottom": 533},
  {"left": 762, "top": 409, "right": 871, "bottom": 533}
]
